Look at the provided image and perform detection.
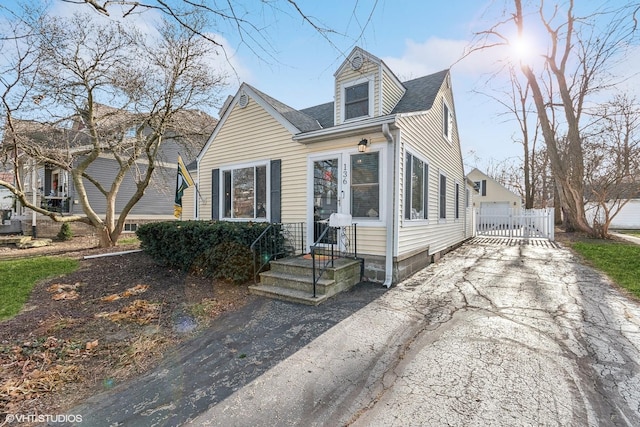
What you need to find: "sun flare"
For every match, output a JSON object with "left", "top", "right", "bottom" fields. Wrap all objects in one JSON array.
[{"left": 510, "top": 36, "right": 534, "bottom": 64}]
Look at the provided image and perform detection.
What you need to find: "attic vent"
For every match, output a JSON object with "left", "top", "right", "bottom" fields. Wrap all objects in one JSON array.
[
  {"left": 238, "top": 91, "right": 249, "bottom": 108},
  {"left": 350, "top": 54, "right": 363, "bottom": 70}
]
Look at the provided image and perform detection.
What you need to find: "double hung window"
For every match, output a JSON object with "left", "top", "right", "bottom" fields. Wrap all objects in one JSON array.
[
  {"left": 223, "top": 165, "right": 267, "bottom": 219},
  {"left": 344, "top": 82, "right": 370, "bottom": 120},
  {"left": 404, "top": 153, "right": 428, "bottom": 220},
  {"left": 443, "top": 101, "right": 453, "bottom": 142},
  {"left": 351, "top": 152, "right": 379, "bottom": 219},
  {"left": 439, "top": 173, "right": 447, "bottom": 219}
]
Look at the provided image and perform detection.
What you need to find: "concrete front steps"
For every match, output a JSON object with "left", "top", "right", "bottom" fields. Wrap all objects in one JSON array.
[{"left": 249, "top": 256, "right": 362, "bottom": 306}]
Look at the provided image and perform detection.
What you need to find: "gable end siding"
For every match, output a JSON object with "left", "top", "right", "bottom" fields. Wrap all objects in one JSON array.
[
  {"left": 198, "top": 99, "right": 307, "bottom": 223},
  {"left": 382, "top": 69, "right": 405, "bottom": 115},
  {"left": 397, "top": 86, "right": 466, "bottom": 255}
]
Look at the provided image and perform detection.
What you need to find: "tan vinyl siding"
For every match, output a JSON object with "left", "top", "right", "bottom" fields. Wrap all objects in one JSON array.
[
  {"left": 198, "top": 95, "right": 390, "bottom": 257},
  {"left": 381, "top": 69, "right": 405, "bottom": 115},
  {"left": 397, "top": 84, "right": 466, "bottom": 256},
  {"left": 181, "top": 171, "right": 196, "bottom": 219},
  {"left": 198, "top": 98, "right": 308, "bottom": 223},
  {"left": 334, "top": 60, "right": 380, "bottom": 125},
  {"left": 304, "top": 133, "right": 389, "bottom": 257}
]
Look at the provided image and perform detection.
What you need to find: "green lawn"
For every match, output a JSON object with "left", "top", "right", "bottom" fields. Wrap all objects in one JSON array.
[
  {"left": 0, "top": 257, "right": 79, "bottom": 320},
  {"left": 571, "top": 241, "right": 640, "bottom": 298}
]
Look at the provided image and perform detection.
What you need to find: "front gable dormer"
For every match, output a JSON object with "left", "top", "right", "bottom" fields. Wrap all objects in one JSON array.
[{"left": 334, "top": 47, "right": 406, "bottom": 125}]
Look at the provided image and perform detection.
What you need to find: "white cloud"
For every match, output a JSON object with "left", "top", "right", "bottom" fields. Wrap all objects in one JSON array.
[
  {"left": 206, "top": 34, "right": 253, "bottom": 90},
  {"left": 382, "top": 36, "right": 509, "bottom": 82}
]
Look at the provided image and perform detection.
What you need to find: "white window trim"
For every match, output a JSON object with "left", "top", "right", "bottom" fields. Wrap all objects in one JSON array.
[
  {"left": 442, "top": 99, "right": 453, "bottom": 143},
  {"left": 219, "top": 160, "right": 270, "bottom": 222},
  {"left": 349, "top": 147, "right": 385, "bottom": 225},
  {"left": 404, "top": 148, "right": 430, "bottom": 225},
  {"left": 473, "top": 180, "right": 486, "bottom": 195},
  {"left": 438, "top": 170, "right": 447, "bottom": 222},
  {"left": 340, "top": 77, "right": 375, "bottom": 124}
]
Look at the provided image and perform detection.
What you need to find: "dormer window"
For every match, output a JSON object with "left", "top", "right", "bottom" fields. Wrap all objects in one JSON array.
[
  {"left": 345, "top": 82, "right": 369, "bottom": 120},
  {"left": 340, "top": 77, "right": 375, "bottom": 122}
]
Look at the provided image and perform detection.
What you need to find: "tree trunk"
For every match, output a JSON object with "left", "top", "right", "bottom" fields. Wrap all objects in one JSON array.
[{"left": 98, "top": 225, "right": 117, "bottom": 248}]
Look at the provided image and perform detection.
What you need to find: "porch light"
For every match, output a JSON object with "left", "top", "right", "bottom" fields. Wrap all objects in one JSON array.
[{"left": 358, "top": 138, "right": 369, "bottom": 152}]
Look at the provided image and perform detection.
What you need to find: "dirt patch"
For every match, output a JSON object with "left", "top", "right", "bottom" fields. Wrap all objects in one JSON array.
[
  {"left": 0, "top": 237, "right": 252, "bottom": 421},
  {"left": 554, "top": 227, "right": 633, "bottom": 245}
]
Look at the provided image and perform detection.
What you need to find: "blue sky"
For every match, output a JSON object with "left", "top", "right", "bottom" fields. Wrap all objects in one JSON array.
[
  {"left": 222, "top": 0, "right": 511, "bottom": 169},
  {"left": 4, "top": 0, "right": 639, "bottom": 172}
]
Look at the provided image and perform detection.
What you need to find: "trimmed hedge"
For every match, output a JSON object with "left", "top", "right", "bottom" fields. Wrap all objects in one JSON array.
[{"left": 136, "top": 221, "right": 271, "bottom": 284}]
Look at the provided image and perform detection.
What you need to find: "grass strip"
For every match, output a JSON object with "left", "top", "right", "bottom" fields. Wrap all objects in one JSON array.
[
  {"left": 571, "top": 241, "right": 640, "bottom": 298},
  {"left": 0, "top": 257, "right": 79, "bottom": 320}
]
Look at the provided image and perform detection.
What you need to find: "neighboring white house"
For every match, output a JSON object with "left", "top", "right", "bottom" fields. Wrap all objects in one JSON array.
[
  {"left": 187, "top": 46, "right": 474, "bottom": 285},
  {"left": 586, "top": 198, "right": 640, "bottom": 230},
  {"left": 467, "top": 168, "right": 522, "bottom": 213},
  {"left": 0, "top": 172, "right": 13, "bottom": 211}
]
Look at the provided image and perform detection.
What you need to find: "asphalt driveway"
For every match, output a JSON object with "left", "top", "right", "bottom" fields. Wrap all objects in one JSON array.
[
  {"left": 190, "top": 238, "right": 640, "bottom": 426},
  {"left": 65, "top": 238, "right": 640, "bottom": 426}
]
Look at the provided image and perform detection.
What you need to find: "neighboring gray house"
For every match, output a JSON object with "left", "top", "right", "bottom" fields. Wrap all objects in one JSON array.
[{"left": 2, "top": 106, "right": 215, "bottom": 227}]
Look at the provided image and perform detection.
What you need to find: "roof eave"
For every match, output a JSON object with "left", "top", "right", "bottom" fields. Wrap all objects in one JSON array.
[{"left": 293, "top": 115, "right": 397, "bottom": 144}]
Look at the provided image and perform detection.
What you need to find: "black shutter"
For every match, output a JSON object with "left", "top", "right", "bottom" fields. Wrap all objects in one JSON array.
[
  {"left": 481, "top": 179, "right": 487, "bottom": 196},
  {"left": 270, "top": 159, "right": 281, "bottom": 223},
  {"left": 404, "top": 154, "right": 411, "bottom": 220},
  {"left": 211, "top": 169, "right": 219, "bottom": 220},
  {"left": 423, "top": 164, "right": 429, "bottom": 219}
]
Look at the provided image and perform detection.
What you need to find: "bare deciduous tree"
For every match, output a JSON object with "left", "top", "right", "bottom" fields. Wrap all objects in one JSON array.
[
  {"left": 60, "top": 0, "right": 379, "bottom": 65},
  {"left": 471, "top": 0, "right": 640, "bottom": 234},
  {"left": 0, "top": 11, "right": 224, "bottom": 246}
]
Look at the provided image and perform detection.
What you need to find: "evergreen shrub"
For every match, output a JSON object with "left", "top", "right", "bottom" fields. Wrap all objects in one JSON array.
[{"left": 136, "top": 221, "right": 272, "bottom": 283}]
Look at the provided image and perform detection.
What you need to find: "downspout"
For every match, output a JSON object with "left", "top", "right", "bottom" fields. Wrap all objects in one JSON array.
[{"left": 382, "top": 123, "right": 396, "bottom": 288}]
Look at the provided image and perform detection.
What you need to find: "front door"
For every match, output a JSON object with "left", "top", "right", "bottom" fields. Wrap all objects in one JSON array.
[{"left": 312, "top": 156, "right": 341, "bottom": 242}]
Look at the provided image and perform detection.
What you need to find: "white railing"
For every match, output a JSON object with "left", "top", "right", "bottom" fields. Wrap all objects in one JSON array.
[{"left": 475, "top": 208, "right": 554, "bottom": 241}]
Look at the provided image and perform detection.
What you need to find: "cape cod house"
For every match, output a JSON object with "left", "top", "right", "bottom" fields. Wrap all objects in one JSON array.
[{"left": 187, "top": 47, "right": 473, "bottom": 294}]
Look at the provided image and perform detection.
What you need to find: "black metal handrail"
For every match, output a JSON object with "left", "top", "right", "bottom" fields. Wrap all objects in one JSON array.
[
  {"left": 250, "top": 222, "right": 305, "bottom": 283},
  {"left": 310, "top": 222, "right": 358, "bottom": 298}
]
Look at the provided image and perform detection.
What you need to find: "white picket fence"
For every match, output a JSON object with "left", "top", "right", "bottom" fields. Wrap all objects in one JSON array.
[{"left": 475, "top": 208, "right": 554, "bottom": 241}]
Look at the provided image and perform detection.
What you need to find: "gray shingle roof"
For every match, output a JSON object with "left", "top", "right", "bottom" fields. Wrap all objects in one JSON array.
[
  {"left": 299, "top": 102, "right": 334, "bottom": 129},
  {"left": 392, "top": 70, "right": 448, "bottom": 114},
  {"left": 247, "top": 69, "right": 448, "bottom": 134},
  {"left": 297, "top": 69, "right": 449, "bottom": 130},
  {"left": 248, "top": 85, "right": 321, "bottom": 133}
]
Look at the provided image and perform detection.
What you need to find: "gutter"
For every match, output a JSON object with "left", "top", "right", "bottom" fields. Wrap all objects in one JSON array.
[
  {"left": 293, "top": 115, "right": 396, "bottom": 144},
  {"left": 382, "top": 122, "right": 396, "bottom": 288}
]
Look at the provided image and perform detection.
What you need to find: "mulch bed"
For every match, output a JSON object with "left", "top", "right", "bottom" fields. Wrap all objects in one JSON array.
[{"left": 0, "top": 239, "right": 252, "bottom": 420}]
